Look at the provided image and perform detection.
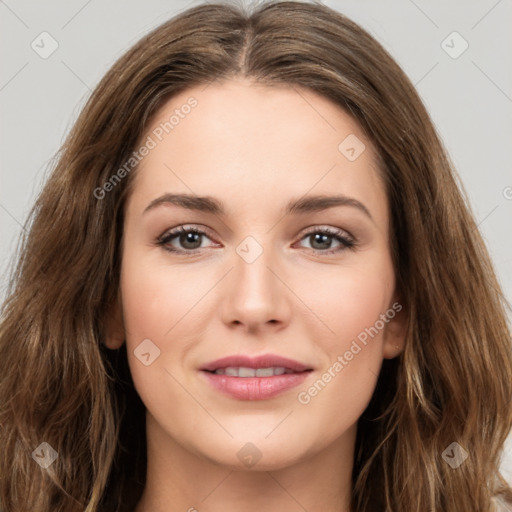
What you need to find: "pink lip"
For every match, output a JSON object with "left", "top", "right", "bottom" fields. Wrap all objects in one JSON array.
[
  {"left": 201, "top": 372, "right": 311, "bottom": 400},
  {"left": 200, "top": 354, "right": 312, "bottom": 373},
  {"left": 199, "top": 354, "right": 313, "bottom": 401}
]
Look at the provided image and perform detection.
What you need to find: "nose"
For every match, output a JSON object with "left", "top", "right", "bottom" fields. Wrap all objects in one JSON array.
[{"left": 220, "top": 242, "right": 292, "bottom": 334}]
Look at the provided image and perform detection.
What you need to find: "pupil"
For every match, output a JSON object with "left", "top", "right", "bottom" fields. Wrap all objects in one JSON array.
[
  {"left": 312, "top": 233, "right": 331, "bottom": 249},
  {"left": 182, "top": 232, "right": 201, "bottom": 249}
]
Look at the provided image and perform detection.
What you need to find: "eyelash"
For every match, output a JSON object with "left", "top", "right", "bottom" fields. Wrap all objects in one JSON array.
[{"left": 156, "top": 225, "right": 357, "bottom": 257}]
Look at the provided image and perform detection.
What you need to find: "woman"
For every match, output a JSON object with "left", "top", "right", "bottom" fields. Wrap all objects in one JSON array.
[{"left": 0, "top": 1, "right": 511, "bottom": 511}]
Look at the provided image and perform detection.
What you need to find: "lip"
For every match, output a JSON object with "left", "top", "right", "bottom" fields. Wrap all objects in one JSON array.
[
  {"left": 199, "top": 354, "right": 313, "bottom": 401},
  {"left": 200, "top": 354, "right": 312, "bottom": 373}
]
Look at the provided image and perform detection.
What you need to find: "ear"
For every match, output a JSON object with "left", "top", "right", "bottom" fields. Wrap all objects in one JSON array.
[
  {"left": 382, "top": 295, "right": 408, "bottom": 359},
  {"left": 104, "top": 292, "right": 126, "bottom": 350}
]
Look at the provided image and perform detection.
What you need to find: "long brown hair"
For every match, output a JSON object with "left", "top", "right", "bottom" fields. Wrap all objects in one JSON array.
[{"left": 1, "top": 1, "right": 511, "bottom": 510}]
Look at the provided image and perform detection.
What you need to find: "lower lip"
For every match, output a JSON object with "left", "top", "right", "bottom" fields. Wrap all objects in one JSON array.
[{"left": 201, "top": 371, "right": 312, "bottom": 400}]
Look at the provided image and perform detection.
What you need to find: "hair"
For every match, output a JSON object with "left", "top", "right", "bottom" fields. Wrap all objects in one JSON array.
[{"left": 1, "top": 0, "right": 511, "bottom": 510}]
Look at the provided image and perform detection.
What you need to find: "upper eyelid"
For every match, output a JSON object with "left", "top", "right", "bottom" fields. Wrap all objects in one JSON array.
[{"left": 160, "top": 224, "right": 217, "bottom": 242}]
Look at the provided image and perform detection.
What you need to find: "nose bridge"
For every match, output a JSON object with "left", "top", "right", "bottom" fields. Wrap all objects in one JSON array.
[
  {"left": 235, "top": 234, "right": 278, "bottom": 302},
  {"left": 221, "top": 233, "right": 288, "bottom": 328}
]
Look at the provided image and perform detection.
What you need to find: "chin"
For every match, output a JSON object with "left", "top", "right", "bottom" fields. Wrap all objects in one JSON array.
[{"left": 192, "top": 435, "right": 310, "bottom": 472}]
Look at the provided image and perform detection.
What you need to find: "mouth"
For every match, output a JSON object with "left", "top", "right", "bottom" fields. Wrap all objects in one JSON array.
[
  {"left": 205, "top": 366, "right": 301, "bottom": 376},
  {"left": 199, "top": 354, "right": 314, "bottom": 400}
]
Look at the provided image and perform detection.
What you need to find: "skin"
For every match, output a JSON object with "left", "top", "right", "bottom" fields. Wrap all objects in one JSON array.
[{"left": 106, "top": 77, "right": 407, "bottom": 512}]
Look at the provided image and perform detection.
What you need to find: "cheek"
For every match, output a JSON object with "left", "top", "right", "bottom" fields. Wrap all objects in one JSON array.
[
  {"left": 119, "top": 251, "right": 218, "bottom": 398},
  {"left": 303, "top": 258, "right": 394, "bottom": 348},
  {"left": 120, "top": 251, "right": 208, "bottom": 339},
  {"left": 119, "top": 255, "right": 193, "bottom": 415},
  {"left": 293, "top": 256, "right": 394, "bottom": 411}
]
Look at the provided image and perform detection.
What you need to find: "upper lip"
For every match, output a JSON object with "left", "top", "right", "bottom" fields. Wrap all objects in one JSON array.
[{"left": 200, "top": 354, "right": 313, "bottom": 373}]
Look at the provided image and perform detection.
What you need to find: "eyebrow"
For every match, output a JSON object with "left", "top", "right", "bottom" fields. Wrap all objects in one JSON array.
[{"left": 143, "top": 193, "right": 373, "bottom": 221}]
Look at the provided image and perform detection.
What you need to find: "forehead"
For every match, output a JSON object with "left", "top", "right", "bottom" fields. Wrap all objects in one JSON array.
[{"left": 127, "top": 78, "right": 387, "bottom": 225}]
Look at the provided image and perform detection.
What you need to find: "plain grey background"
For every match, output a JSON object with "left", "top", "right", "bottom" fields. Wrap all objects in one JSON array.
[{"left": 1, "top": 0, "right": 511, "bottom": 484}]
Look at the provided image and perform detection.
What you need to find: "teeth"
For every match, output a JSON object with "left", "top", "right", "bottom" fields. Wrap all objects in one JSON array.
[
  {"left": 239, "top": 367, "right": 256, "bottom": 377},
  {"left": 256, "top": 368, "right": 274, "bottom": 377},
  {"left": 214, "top": 366, "right": 290, "bottom": 377}
]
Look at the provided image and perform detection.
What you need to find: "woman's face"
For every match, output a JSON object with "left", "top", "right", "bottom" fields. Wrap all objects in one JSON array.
[{"left": 108, "top": 78, "right": 406, "bottom": 470}]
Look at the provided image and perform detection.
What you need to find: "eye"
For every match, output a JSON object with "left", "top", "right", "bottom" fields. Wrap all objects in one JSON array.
[
  {"left": 156, "top": 225, "right": 217, "bottom": 254},
  {"left": 295, "top": 226, "right": 356, "bottom": 255},
  {"left": 156, "top": 225, "right": 357, "bottom": 256}
]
